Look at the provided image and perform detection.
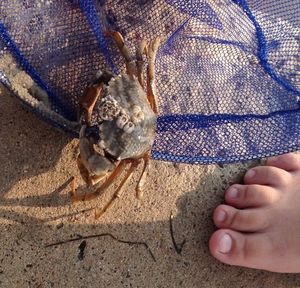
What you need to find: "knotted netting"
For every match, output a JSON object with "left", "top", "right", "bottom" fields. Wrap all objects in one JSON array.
[{"left": 1, "top": 0, "right": 300, "bottom": 164}]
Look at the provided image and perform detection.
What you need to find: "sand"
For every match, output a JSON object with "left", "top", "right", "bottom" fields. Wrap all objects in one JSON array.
[
  {"left": 1, "top": 85, "right": 300, "bottom": 287},
  {"left": 1, "top": 0, "right": 300, "bottom": 286}
]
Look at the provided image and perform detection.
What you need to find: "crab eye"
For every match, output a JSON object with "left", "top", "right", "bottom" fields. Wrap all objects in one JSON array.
[{"left": 85, "top": 125, "right": 100, "bottom": 142}]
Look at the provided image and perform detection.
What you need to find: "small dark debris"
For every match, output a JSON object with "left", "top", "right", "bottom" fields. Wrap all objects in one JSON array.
[
  {"left": 78, "top": 240, "right": 87, "bottom": 261},
  {"left": 183, "top": 261, "right": 190, "bottom": 267},
  {"left": 26, "top": 264, "right": 33, "bottom": 268},
  {"left": 172, "top": 162, "right": 181, "bottom": 173},
  {"left": 56, "top": 223, "right": 63, "bottom": 229}
]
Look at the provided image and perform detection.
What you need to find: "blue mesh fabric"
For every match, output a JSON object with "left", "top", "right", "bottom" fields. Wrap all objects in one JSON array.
[{"left": 0, "top": 0, "right": 300, "bottom": 164}]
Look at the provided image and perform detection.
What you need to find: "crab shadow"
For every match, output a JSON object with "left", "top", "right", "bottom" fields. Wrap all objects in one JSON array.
[{"left": 0, "top": 86, "right": 72, "bottom": 205}]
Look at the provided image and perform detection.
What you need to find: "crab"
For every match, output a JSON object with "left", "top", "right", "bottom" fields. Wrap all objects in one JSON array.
[{"left": 71, "top": 31, "right": 160, "bottom": 218}]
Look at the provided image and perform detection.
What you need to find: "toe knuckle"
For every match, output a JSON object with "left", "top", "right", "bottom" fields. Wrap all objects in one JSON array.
[
  {"left": 276, "top": 170, "right": 291, "bottom": 185},
  {"left": 263, "top": 190, "right": 275, "bottom": 203},
  {"left": 243, "top": 185, "right": 253, "bottom": 201},
  {"left": 265, "top": 167, "right": 290, "bottom": 185},
  {"left": 283, "top": 153, "right": 300, "bottom": 163},
  {"left": 244, "top": 185, "right": 263, "bottom": 204},
  {"left": 230, "top": 210, "right": 243, "bottom": 227}
]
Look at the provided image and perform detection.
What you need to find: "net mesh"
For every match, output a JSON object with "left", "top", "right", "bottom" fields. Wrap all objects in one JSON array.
[{"left": 1, "top": 0, "right": 300, "bottom": 164}]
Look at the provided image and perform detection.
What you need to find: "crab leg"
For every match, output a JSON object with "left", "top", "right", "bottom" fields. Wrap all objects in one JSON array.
[
  {"left": 78, "top": 70, "right": 114, "bottom": 124},
  {"left": 78, "top": 83, "right": 102, "bottom": 124},
  {"left": 71, "top": 160, "right": 128, "bottom": 202},
  {"left": 136, "top": 39, "right": 148, "bottom": 86},
  {"left": 95, "top": 159, "right": 139, "bottom": 219},
  {"left": 76, "top": 154, "right": 90, "bottom": 185},
  {"left": 146, "top": 37, "right": 160, "bottom": 114},
  {"left": 70, "top": 155, "right": 97, "bottom": 199},
  {"left": 107, "top": 31, "right": 137, "bottom": 77},
  {"left": 135, "top": 152, "right": 151, "bottom": 199}
]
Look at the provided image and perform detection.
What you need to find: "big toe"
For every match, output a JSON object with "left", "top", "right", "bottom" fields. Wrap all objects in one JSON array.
[{"left": 209, "top": 229, "right": 287, "bottom": 272}]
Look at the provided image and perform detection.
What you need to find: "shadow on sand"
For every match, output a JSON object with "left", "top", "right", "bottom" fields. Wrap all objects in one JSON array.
[{"left": 0, "top": 88, "right": 299, "bottom": 288}]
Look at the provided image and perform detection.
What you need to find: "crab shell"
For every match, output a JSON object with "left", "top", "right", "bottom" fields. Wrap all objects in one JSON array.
[{"left": 90, "top": 74, "right": 157, "bottom": 160}]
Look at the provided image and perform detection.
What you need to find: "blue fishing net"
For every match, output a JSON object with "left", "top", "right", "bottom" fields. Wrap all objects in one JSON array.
[{"left": 1, "top": 0, "right": 300, "bottom": 164}]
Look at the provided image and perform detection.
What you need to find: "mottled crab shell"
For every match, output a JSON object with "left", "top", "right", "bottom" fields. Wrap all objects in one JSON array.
[{"left": 91, "top": 74, "right": 157, "bottom": 160}]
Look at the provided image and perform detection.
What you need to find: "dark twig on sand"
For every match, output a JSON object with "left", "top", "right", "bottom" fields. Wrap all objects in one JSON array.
[
  {"left": 78, "top": 240, "right": 87, "bottom": 261},
  {"left": 45, "top": 233, "right": 156, "bottom": 262},
  {"left": 169, "top": 212, "right": 186, "bottom": 254}
]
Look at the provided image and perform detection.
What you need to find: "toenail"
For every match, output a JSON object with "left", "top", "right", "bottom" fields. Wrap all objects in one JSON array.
[
  {"left": 216, "top": 210, "right": 227, "bottom": 222},
  {"left": 218, "top": 233, "right": 232, "bottom": 254},
  {"left": 245, "top": 169, "right": 256, "bottom": 179},
  {"left": 227, "top": 187, "right": 239, "bottom": 198}
]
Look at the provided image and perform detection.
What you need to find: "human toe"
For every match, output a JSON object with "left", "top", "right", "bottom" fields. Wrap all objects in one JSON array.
[
  {"left": 209, "top": 229, "right": 278, "bottom": 272},
  {"left": 267, "top": 153, "right": 300, "bottom": 172},
  {"left": 244, "top": 166, "right": 291, "bottom": 187},
  {"left": 213, "top": 204, "right": 270, "bottom": 232},
  {"left": 225, "top": 184, "right": 280, "bottom": 208}
]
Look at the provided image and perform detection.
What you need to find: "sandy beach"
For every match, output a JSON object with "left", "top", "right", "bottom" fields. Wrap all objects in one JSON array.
[{"left": 1, "top": 84, "right": 300, "bottom": 287}]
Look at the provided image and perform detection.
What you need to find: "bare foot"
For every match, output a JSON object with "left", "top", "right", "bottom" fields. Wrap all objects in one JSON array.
[{"left": 209, "top": 153, "right": 300, "bottom": 273}]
